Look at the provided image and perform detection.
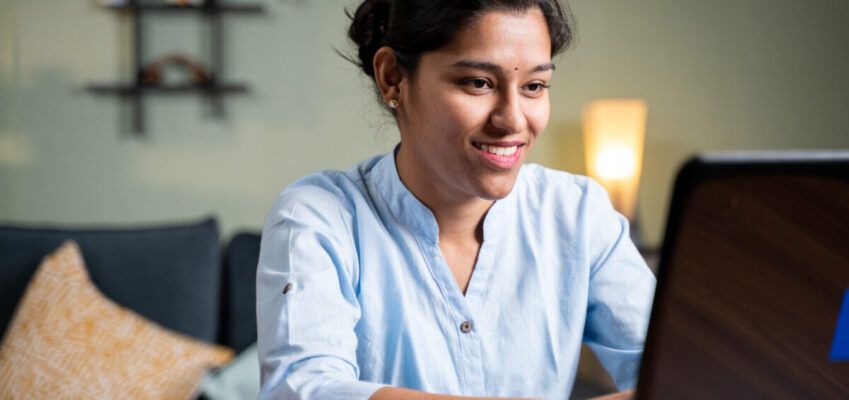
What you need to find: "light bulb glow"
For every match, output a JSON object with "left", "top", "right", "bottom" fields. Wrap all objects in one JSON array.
[
  {"left": 582, "top": 98, "right": 648, "bottom": 221},
  {"left": 594, "top": 145, "right": 637, "bottom": 181}
]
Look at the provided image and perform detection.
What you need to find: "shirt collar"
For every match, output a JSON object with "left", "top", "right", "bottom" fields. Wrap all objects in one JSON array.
[
  {"left": 370, "top": 145, "right": 440, "bottom": 244},
  {"left": 369, "top": 144, "right": 518, "bottom": 246}
]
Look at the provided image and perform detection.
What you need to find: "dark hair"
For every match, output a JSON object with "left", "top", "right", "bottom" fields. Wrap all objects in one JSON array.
[{"left": 345, "top": 0, "right": 574, "bottom": 79}]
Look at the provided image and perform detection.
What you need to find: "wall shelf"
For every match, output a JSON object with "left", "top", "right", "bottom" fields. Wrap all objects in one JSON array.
[
  {"left": 87, "top": 82, "right": 249, "bottom": 95},
  {"left": 110, "top": 4, "right": 264, "bottom": 13},
  {"left": 87, "top": 0, "right": 263, "bottom": 134}
]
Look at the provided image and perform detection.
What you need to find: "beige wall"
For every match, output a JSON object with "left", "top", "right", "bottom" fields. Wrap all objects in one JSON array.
[{"left": 2, "top": 0, "right": 849, "bottom": 246}]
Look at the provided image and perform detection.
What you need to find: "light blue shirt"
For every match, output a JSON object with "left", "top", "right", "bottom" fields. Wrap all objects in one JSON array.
[{"left": 257, "top": 150, "right": 656, "bottom": 400}]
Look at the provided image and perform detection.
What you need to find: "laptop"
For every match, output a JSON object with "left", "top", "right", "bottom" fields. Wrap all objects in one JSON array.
[{"left": 635, "top": 152, "right": 849, "bottom": 399}]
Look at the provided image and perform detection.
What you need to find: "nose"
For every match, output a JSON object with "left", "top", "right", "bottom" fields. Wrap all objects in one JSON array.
[{"left": 489, "top": 89, "right": 527, "bottom": 135}]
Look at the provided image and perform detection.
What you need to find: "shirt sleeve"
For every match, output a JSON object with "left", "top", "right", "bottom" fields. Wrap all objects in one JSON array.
[
  {"left": 581, "top": 180, "right": 657, "bottom": 391},
  {"left": 256, "top": 180, "right": 388, "bottom": 400}
]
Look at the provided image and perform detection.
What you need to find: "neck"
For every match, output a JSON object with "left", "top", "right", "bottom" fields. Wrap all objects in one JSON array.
[
  {"left": 395, "top": 145, "right": 492, "bottom": 244},
  {"left": 432, "top": 200, "right": 491, "bottom": 245}
]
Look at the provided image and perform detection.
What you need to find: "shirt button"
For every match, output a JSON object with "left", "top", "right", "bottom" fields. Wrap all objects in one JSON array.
[
  {"left": 282, "top": 282, "right": 294, "bottom": 295},
  {"left": 460, "top": 321, "right": 473, "bottom": 333}
]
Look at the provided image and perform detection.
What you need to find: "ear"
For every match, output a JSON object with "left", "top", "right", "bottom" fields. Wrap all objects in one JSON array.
[{"left": 373, "top": 46, "right": 404, "bottom": 106}]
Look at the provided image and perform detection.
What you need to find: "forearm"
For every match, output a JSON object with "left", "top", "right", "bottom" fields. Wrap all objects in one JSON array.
[
  {"left": 371, "top": 386, "right": 634, "bottom": 400},
  {"left": 370, "top": 386, "right": 533, "bottom": 400}
]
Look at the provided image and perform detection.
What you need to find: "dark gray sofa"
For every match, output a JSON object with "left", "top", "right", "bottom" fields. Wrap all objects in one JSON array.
[{"left": 0, "top": 217, "right": 260, "bottom": 355}]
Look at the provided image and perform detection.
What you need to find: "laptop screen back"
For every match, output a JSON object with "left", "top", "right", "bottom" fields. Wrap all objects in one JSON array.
[{"left": 637, "top": 154, "right": 849, "bottom": 399}]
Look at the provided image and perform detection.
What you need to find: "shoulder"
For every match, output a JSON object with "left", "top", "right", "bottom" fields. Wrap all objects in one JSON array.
[
  {"left": 272, "top": 171, "right": 357, "bottom": 221},
  {"left": 517, "top": 163, "right": 608, "bottom": 206},
  {"left": 514, "top": 164, "right": 620, "bottom": 245},
  {"left": 265, "top": 155, "right": 384, "bottom": 231}
]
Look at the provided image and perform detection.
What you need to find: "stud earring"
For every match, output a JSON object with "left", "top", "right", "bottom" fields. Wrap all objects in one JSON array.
[{"left": 387, "top": 99, "right": 399, "bottom": 109}]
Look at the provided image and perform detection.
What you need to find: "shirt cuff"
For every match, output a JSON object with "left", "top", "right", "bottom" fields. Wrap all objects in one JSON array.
[{"left": 314, "top": 380, "right": 389, "bottom": 400}]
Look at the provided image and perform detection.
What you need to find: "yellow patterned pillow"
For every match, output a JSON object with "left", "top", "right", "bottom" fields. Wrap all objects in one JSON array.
[{"left": 0, "top": 241, "right": 233, "bottom": 399}]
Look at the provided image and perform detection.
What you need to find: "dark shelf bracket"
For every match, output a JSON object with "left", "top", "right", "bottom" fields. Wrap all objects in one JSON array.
[{"left": 88, "top": 0, "right": 263, "bottom": 134}]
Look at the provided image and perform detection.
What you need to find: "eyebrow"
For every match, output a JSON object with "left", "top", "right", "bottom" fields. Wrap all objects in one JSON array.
[{"left": 450, "top": 60, "right": 556, "bottom": 73}]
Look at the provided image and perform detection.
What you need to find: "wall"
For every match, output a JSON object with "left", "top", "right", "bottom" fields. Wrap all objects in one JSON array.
[
  {"left": 0, "top": 0, "right": 394, "bottom": 237},
  {"left": 2, "top": 0, "right": 849, "bottom": 246},
  {"left": 541, "top": 0, "right": 849, "bottom": 246}
]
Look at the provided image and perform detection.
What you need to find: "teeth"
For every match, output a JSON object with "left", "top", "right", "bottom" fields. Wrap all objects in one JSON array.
[{"left": 479, "top": 144, "right": 518, "bottom": 156}]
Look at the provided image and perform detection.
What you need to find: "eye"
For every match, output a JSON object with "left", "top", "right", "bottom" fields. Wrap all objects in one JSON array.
[
  {"left": 459, "top": 77, "right": 494, "bottom": 92},
  {"left": 525, "top": 82, "right": 548, "bottom": 92},
  {"left": 471, "top": 78, "right": 490, "bottom": 89},
  {"left": 523, "top": 81, "right": 550, "bottom": 95}
]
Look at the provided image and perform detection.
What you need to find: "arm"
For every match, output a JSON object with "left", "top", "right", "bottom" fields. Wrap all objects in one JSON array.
[
  {"left": 371, "top": 387, "right": 535, "bottom": 400},
  {"left": 257, "top": 182, "right": 387, "bottom": 400},
  {"left": 582, "top": 181, "right": 656, "bottom": 391}
]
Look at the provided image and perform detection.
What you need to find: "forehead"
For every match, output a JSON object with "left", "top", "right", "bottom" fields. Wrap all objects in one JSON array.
[{"left": 428, "top": 8, "right": 553, "bottom": 70}]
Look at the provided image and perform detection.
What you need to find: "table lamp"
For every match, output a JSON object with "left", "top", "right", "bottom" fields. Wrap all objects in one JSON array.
[{"left": 582, "top": 98, "right": 648, "bottom": 232}]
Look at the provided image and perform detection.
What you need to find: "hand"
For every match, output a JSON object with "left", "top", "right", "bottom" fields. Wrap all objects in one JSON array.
[
  {"left": 370, "top": 386, "right": 541, "bottom": 400},
  {"left": 588, "top": 389, "right": 635, "bottom": 400}
]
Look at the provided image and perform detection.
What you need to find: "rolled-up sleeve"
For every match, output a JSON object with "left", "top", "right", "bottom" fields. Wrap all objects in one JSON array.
[
  {"left": 581, "top": 180, "right": 656, "bottom": 391},
  {"left": 256, "top": 181, "right": 387, "bottom": 400}
]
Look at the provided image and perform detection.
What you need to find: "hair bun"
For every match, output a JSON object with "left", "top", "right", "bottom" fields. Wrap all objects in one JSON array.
[{"left": 347, "top": 0, "right": 392, "bottom": 77}]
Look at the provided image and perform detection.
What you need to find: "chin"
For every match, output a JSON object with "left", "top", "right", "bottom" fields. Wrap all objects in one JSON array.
[{"left": 476, "top": 173, "right": 519, "bottom": 200}]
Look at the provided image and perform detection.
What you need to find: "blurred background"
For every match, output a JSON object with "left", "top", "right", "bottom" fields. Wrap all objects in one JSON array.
[
  {"left": 2, "top": 0, "right": 849, "bottom": 247},
  {"left": 2, "top": 0, "right": 849, "bottom": 398}
]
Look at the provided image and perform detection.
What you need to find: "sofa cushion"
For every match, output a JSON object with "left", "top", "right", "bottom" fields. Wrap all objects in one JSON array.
[
  {"left": 199, "top": 343, "right": 260, "bottom": 400},
  {"left": 222, "top": 232, "right": 260, "bottom": 352},
  {"left": 0, "top": 218, "right": 221, "bottom": 343},
  {"left": 0, "top": 241, "right": 233, "bottom": 399}
]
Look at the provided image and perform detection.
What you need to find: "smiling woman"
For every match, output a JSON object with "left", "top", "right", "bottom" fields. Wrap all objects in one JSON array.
[
  {"left": 386, "top": 9, "right": 553, "bottom": 204},
  {"left": 256, "top": 1, "right": 656, "bottom": 400}
]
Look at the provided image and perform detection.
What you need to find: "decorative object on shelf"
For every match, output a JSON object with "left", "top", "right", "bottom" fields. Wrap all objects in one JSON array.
[
  {"left": 97, "top": 0, "right": 129, "bottom": 7},
  {"left": 582, "top": 98, "right": 648, "bottom": 241},
  {"left": 141, "top": 54, "right": 211, "bottom": 86},
  {"left": 164, "top": 0, "right": 206, "bottom": 6},
  {"left": 86, "top": 0, "right": 264, "bottom": 134}
]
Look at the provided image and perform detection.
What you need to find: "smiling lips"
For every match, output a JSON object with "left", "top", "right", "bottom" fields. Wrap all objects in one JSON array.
[{"left": 472, "top": 141, "right": 524, "bottom": 169}]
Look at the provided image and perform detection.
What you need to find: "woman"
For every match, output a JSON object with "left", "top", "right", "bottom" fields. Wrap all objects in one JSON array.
[{"left": 256, "top": 1, "right": 656, "bottom": 399}]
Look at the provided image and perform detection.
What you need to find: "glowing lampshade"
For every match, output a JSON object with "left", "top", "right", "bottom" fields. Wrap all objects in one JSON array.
[{"left": 582, "top": 98, "right": 647, "bottom": 221}]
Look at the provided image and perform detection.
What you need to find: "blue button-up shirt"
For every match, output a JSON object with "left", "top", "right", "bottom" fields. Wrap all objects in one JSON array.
[{"left": 257, "top": 151, "right": 656, "bottom": 399}]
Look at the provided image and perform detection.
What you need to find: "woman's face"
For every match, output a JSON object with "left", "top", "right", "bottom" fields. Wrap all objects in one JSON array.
[{"left": 397, "top": 8, "right": 553, "bottom": 203}]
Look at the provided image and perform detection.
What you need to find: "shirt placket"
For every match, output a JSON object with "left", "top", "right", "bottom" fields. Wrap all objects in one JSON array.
[{"left": 421, "top": 239, "right": 487, "bottom": 396}]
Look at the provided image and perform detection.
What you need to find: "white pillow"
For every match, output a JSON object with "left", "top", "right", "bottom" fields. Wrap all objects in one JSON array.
[{"left": 199, "top": 343, "right": 260, "bottom": 400}]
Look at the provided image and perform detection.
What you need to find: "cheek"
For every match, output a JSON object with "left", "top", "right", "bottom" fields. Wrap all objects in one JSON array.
[
  {"left": 526, "top": 99, "right": 550, "bottom": 137},
  {"left": 431, "top": 94, "right": 490, "bottom": 138}
]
